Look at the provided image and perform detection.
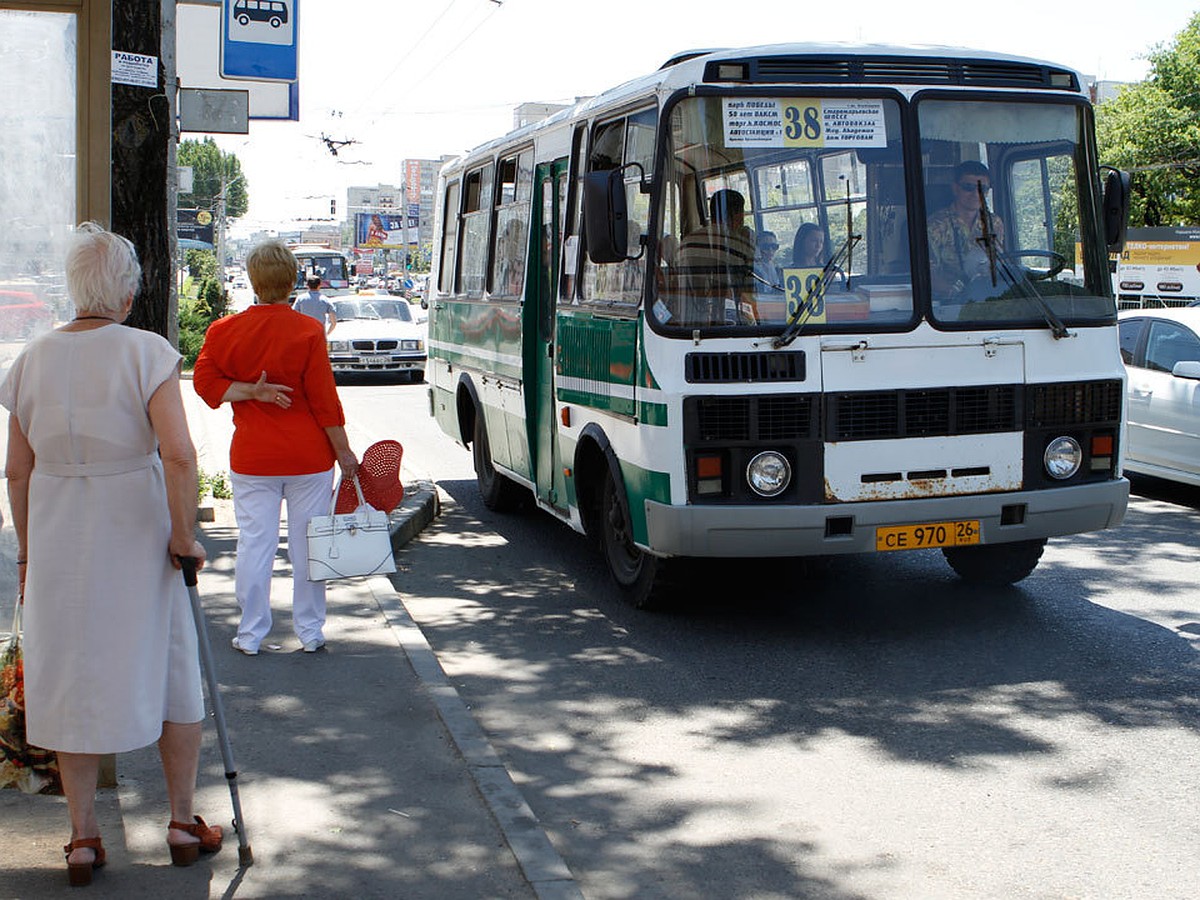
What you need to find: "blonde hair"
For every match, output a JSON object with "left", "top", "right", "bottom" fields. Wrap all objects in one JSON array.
[
  {"left": 65, "top": 222, "right": 141, "bottom": 316},
  {"left": 246, "top": 240, "right": 299, "bottom": 302}
]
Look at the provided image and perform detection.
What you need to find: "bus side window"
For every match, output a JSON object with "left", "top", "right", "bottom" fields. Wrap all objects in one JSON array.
[
  {"left": 460, "top": 163, "right": 493, "bottom": 299},
  {"left": 580, "top": 106, "right": 656, "bottom": 311},
  {"left": 491, "top": 149, "right": 534, "bottom": 299},
  {"left": 438, "top": 180, "right": 461, "bottom": 295}
]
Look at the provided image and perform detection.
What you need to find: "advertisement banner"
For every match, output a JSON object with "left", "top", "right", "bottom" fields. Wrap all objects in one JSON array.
[
  {"left": 177, "top": 208, "right": 214, "bottom": 246},
  {"left": 355, "top": 211, "right": 419, "bottom": 249},
  {"left": 1114, "top": 226, "right": 1200, "bottom": 301}
]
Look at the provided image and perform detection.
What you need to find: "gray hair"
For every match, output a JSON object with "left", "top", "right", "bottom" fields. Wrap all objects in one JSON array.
[{"left": 65, "top": 222, "right": 141, "bottom": 316}]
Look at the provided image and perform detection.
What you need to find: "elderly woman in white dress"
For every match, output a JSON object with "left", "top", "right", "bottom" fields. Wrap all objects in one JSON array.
[{"left": 1, "top": 223, "right": 223, "bottom": 886}]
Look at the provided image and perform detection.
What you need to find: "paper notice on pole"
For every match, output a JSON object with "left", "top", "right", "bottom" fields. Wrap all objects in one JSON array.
[
  {"left": 723, "top": 98, "right": 886, "bottom": 148},
  {"left": 111, "top": 51, "right": 158, "bottom": 89}
]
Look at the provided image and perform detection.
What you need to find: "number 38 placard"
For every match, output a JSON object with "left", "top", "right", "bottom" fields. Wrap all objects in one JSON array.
[{"left": 722, "top": 98, "right": 887, "bottom": 149}]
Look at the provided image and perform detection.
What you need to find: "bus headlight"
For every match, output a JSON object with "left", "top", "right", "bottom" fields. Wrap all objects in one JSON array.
[
  {"left": 1044, "top": 436, "right": 1082, "bottom": 479},
  {"left": 328, "top": 340, "right": 349, "bottom": 352},
  {"left": 746, "top": 451, "right": 791, "bottom": 497}
]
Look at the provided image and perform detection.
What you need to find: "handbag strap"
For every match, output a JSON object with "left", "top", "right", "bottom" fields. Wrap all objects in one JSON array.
[{"left": 329, "top": 474, "right": 367, "bottom": 516}]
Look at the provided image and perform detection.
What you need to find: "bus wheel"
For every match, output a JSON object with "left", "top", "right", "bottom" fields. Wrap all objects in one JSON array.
[
  {"left": 473, "top": 415, "right": 522, "bottom": 512},
  {"left": 942, "top": 539, "right": 1046, "bottom": 587},
  {"left": 601, "top": 469, "right": 664, "bottom": 608}
]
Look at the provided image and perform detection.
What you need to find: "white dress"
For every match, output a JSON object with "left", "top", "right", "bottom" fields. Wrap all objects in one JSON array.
[{"left": 0, "top": 325, "right": 204, "bottom": 754}]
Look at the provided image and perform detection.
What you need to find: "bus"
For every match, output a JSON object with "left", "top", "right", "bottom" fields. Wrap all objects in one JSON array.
[
  {"left": 292, "top": 244, "right": 351, "bottom": 293},
  {"left": 427, "top": 43, "right": 1132, "bottom": 607}
]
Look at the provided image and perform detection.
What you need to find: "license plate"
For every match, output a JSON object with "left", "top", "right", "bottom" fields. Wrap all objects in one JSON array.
[
  {"left": 361, "top": 354, "right": 392, "bottom": 366},
  {"left": 876, "top": 520, "right": 980, "bottom": 552}
]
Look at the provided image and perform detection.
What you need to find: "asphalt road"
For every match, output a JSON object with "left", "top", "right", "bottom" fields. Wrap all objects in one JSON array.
[{"left": 373, "top": 382, "right": 1200, "bottom": 900}]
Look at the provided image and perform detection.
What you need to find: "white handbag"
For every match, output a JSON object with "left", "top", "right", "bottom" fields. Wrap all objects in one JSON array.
[{"left": 306, "top": 476, "right": 398, "bottom": 581}]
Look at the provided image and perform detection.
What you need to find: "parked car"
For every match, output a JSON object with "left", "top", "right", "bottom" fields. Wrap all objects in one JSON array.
[
  {"left": 1118, "top": 307, "right": 1200, "bottom": 486},
  {"left": 327, "top": 294, "right": 426, "bottom": 381},
  {"left": 0, "top": 288, "right": 54, "bottom": 341}
]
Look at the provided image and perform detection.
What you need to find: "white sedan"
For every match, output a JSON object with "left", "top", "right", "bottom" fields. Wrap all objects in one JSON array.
[
  {"left": 1118, "top": 306, "right": 1200, "bottom": 486},
  {"left": 327, "top": 296, "right": 427, "bottom": 381}
]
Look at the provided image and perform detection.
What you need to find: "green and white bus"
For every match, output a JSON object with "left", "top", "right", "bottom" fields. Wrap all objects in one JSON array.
[{"left": 427, "top": 43, "right": 1131, "bottom": 606}]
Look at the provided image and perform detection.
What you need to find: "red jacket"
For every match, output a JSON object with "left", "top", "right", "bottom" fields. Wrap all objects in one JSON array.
[{"left": 193, "top": 304, "right": 345, "bottom": 476}]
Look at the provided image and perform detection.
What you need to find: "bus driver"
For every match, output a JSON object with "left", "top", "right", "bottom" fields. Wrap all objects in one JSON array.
[{"left": 927, "top": 161, "right": 1005, "bottom": 301}]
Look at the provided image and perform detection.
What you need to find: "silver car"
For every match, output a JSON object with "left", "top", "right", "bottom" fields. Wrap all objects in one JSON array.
[
  {"left": 327, "top": 295, "right": 427, "bottom": 381},
  {"left": 1118, "top": 307, "right": 1200, "bottom": 486}
]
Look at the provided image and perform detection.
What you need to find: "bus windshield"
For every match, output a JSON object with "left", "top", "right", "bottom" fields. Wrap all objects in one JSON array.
[
  {"left": 294, "top": 251, "right": 349, "bottom": 291},
  {"left": 918, "top": 98, "right": 1112, "bottom": 328},
  {"left": 648, "top": 94, "right": 1113, "bottom": 333}
]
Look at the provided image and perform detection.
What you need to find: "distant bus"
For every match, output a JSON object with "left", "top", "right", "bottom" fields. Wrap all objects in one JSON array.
[
  {"left": 428, "top": 43, "right": 1132, "bottom": 606},
  {"left": 292, "top": 245, "right": 350, "bottom": 292}
]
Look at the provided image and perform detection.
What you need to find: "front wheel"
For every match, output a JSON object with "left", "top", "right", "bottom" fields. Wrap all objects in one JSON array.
[
  {"left": 942, "top": 539, "right": 1046, "bottom": 587},
  {"left": 473, "top": 414, "right": 523, "bottom": 512},
  {"left": 601, "top": 468, "right": 667, "bottom": 608}
]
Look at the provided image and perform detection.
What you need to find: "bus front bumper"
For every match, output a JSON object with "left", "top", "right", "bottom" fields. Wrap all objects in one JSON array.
[{"left": 643, "top": 479, "right": 1129, "bottom": 558}]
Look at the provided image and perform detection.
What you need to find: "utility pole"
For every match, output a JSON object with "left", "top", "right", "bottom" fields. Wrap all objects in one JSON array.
[
  {"left": 112, "top": 0, "right": 172, "bottom": 339},
  {"left": 401, "top": 181, "right": 411, "bottom": 271}
]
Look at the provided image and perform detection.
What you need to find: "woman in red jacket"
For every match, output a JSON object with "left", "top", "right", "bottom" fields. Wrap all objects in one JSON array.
[{"left": 194, "top": 240, "right": 358, "bottom": 655}]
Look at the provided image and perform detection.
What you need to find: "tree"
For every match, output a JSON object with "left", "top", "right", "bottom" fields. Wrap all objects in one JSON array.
[
  {"left": 178, "top": 138, "right": 249, "bottom": 220},
  {"left": 1096, "top": 13, "right": 1200, "bottom": 226}
]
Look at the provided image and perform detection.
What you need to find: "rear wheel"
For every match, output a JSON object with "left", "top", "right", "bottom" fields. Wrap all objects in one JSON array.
[
  {"left": 473, "top": 414, "right": 523, "bottom": 512},
  {"left": 601, "top": 467, "right": 669, "bottom": 608},
  {"left": 942, "top": 539, "right": 1046, "bottom": 587}
]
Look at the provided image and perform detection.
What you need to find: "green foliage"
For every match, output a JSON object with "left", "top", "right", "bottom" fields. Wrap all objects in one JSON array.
[
  {"left": 1097, "top": 12, "right": 1200, "bottom": 226},
  {"left": 186, "top": 248, "right": 217, "bottom": 282},
  {"left": 178, "top": 137, "right": 249, "bottom": 220},
  {"left": 177, "top": 275, "right": 230, "bottom": 369},
  {"left": 197, "top": 469, "right": 233, "bottom": 501}
]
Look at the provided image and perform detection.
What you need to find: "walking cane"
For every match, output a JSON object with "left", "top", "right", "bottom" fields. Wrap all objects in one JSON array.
[{"left": 180, "top": 557, "right": 254, "bottom": 867}]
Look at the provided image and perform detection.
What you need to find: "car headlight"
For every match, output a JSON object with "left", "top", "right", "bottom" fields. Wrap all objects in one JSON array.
[
  {"left": 746, "top": 450, "right": 791, "bottom": 497},
  {"left": 401, "top": 339, "right": 423, "bottom": 351},
  {"left": 327, "top": 340, "right": 349, "bottom": 353},
  {"left": 1044, "top": 436, "right": 1082, "bottom": 479}
]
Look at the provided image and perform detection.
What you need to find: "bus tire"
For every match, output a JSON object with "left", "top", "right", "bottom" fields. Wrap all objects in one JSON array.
[
  {"left": 473, "top": 415, "right": 523, "bottom": 512},
  {"left": 601, "top": 468, "right": 666, "bottom": 608},
  {"left": 942, "top": 538, "right": 1046, "bottom": 587}
]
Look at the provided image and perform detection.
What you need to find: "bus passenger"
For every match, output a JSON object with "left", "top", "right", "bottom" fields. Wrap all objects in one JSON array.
[
  {"left": 791, "top": 222, "right": 827, "bottom": 268},
  {"left": 927, "top": 161, "right": 1005, "bottom": 300},
  {"left": 675, "top": 189, "right": 758, "bottom": 323},
  {"left": 754, "top": 230, "right": 782, "bottom": 289}
]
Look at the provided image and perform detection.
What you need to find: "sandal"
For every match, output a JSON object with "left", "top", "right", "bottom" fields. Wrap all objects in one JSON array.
[
  {"left": 167, "top": 815, "right": 223, "bottom": 866},
  {"left": 64, "top": 836, "right": 105, "bottom": 887}
]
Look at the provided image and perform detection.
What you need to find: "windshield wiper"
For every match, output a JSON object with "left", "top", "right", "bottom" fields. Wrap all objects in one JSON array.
[{"left": 969, "top": 180, "right": 1070, "bottom": 340}]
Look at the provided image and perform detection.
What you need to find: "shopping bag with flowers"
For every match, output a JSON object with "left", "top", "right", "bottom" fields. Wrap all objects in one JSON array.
[{"left": 1, "top": 599, "right": 61, "bottom": 794}]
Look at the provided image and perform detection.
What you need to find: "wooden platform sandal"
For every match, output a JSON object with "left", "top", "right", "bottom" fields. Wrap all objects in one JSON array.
[
  {"left": 167, "top": 815, "right": 224, "bottom": 867},
  {"left": 64, "top": 836, "right": 106, "bottom": 887}
]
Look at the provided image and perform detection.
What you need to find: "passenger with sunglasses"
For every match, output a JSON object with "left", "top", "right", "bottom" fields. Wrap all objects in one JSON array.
[{"left": 927, "top": 160, "right": 1006, "bottom": 301}]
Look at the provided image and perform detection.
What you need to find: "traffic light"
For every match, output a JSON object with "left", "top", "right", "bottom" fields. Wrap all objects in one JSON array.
[{"left": 330, "top": 199, "right": 336, "bottom": 216}]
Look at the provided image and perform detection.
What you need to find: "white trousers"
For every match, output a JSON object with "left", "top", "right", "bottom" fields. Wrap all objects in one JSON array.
[{"left": 230, "top": 467, "right": 335, "bottom": 649}]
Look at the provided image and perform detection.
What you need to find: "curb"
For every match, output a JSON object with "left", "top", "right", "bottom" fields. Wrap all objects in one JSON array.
[{"left": 388, "top": 479, "right": 439, "bottom": 549}]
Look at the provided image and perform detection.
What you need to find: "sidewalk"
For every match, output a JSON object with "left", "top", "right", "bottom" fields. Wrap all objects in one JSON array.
[
  {"left": 0, "top": 490, "right": 555, "bottom": 898},
  {"left": 0, "top": 371, "right": 583, "bottom": 898}
]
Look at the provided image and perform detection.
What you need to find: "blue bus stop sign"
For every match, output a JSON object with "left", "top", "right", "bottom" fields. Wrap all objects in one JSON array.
[{"left": 221, "top": 0, "right": 298, "bottom": 83}]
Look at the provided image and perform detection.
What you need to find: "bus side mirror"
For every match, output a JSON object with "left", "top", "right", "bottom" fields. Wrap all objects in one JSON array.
[
  {"left": 584, "top": 169, "right": 629, "bottom": 263},
  {"left": 1102, "top": 167, "right": 1131, "bottom": 253}
]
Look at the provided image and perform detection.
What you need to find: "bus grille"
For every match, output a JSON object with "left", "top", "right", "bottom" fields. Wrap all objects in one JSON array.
[
  {"left": 827, "top": 385, "right": 1020, "bottom": 441},
  {"left": 685, "top": 351, "right": 805, "bottom": 383},
  {"left": 1027, "top": 380, "right": 1122, "bottom": 427},
  {"left": 689, "top": 381, "right": 1117, "bottom": 445},
  {"left": 692, "top": 395, "right": 815, "bottom": 441},
  {"left": 717, "top": 56, "right": 1078, "bottom": 91}
]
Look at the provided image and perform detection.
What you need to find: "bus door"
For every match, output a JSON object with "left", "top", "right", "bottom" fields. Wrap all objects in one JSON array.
[{"left": 527, "top": 158, "right": 570, "bottom": 508}]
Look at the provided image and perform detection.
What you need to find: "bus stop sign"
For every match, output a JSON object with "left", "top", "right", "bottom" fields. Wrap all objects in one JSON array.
[{"left": 221, "top": 0, "right": 298, "bottom": 82}]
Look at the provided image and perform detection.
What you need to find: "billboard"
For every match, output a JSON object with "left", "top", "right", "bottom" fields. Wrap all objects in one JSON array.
[
  {"left": 1114, "top": 227, "right": 1200, "bottom": 302},
  {"left": 355, "top": 211, "right": 419, "bottom": 249},
  {"left": 177, "top": 208, "right": 214, "bottom": 247}
]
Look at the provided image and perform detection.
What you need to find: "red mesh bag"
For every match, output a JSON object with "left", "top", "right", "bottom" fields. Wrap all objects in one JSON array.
[{"left": 334, "top": 440, "right": 404, "bottom": 514}]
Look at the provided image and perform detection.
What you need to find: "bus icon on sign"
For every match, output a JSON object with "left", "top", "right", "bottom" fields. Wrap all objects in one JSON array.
[{"left": 234, "top": 0, "right": 288, "bottom": 28}]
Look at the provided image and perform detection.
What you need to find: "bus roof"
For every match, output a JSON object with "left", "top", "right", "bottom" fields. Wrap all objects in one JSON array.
[{"left": 443, "top": 42, "right": 1085, "bottom": 172}]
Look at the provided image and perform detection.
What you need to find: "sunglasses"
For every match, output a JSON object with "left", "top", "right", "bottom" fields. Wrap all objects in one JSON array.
[{"left": 957, "top": 180, "right": 991, "bottom": 192}]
